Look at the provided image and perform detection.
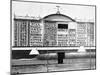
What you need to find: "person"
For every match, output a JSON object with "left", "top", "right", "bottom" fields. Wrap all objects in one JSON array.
[{"left": 57, "top": 52, "right": 65, "bottom": 64}]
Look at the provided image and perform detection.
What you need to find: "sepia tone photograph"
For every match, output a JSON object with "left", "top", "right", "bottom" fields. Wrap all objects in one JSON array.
[{"left": 11, "top": 0, "right": 96, "bottom": 74}]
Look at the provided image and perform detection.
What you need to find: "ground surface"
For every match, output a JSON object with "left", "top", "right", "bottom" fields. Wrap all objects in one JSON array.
[{"left": 11, "top": 58, "right": 96, "bottom": 74}]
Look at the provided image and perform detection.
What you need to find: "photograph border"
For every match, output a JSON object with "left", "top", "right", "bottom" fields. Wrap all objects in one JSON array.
[{"left": 10, "top": 0, "right": 96, "bottom": 74}]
